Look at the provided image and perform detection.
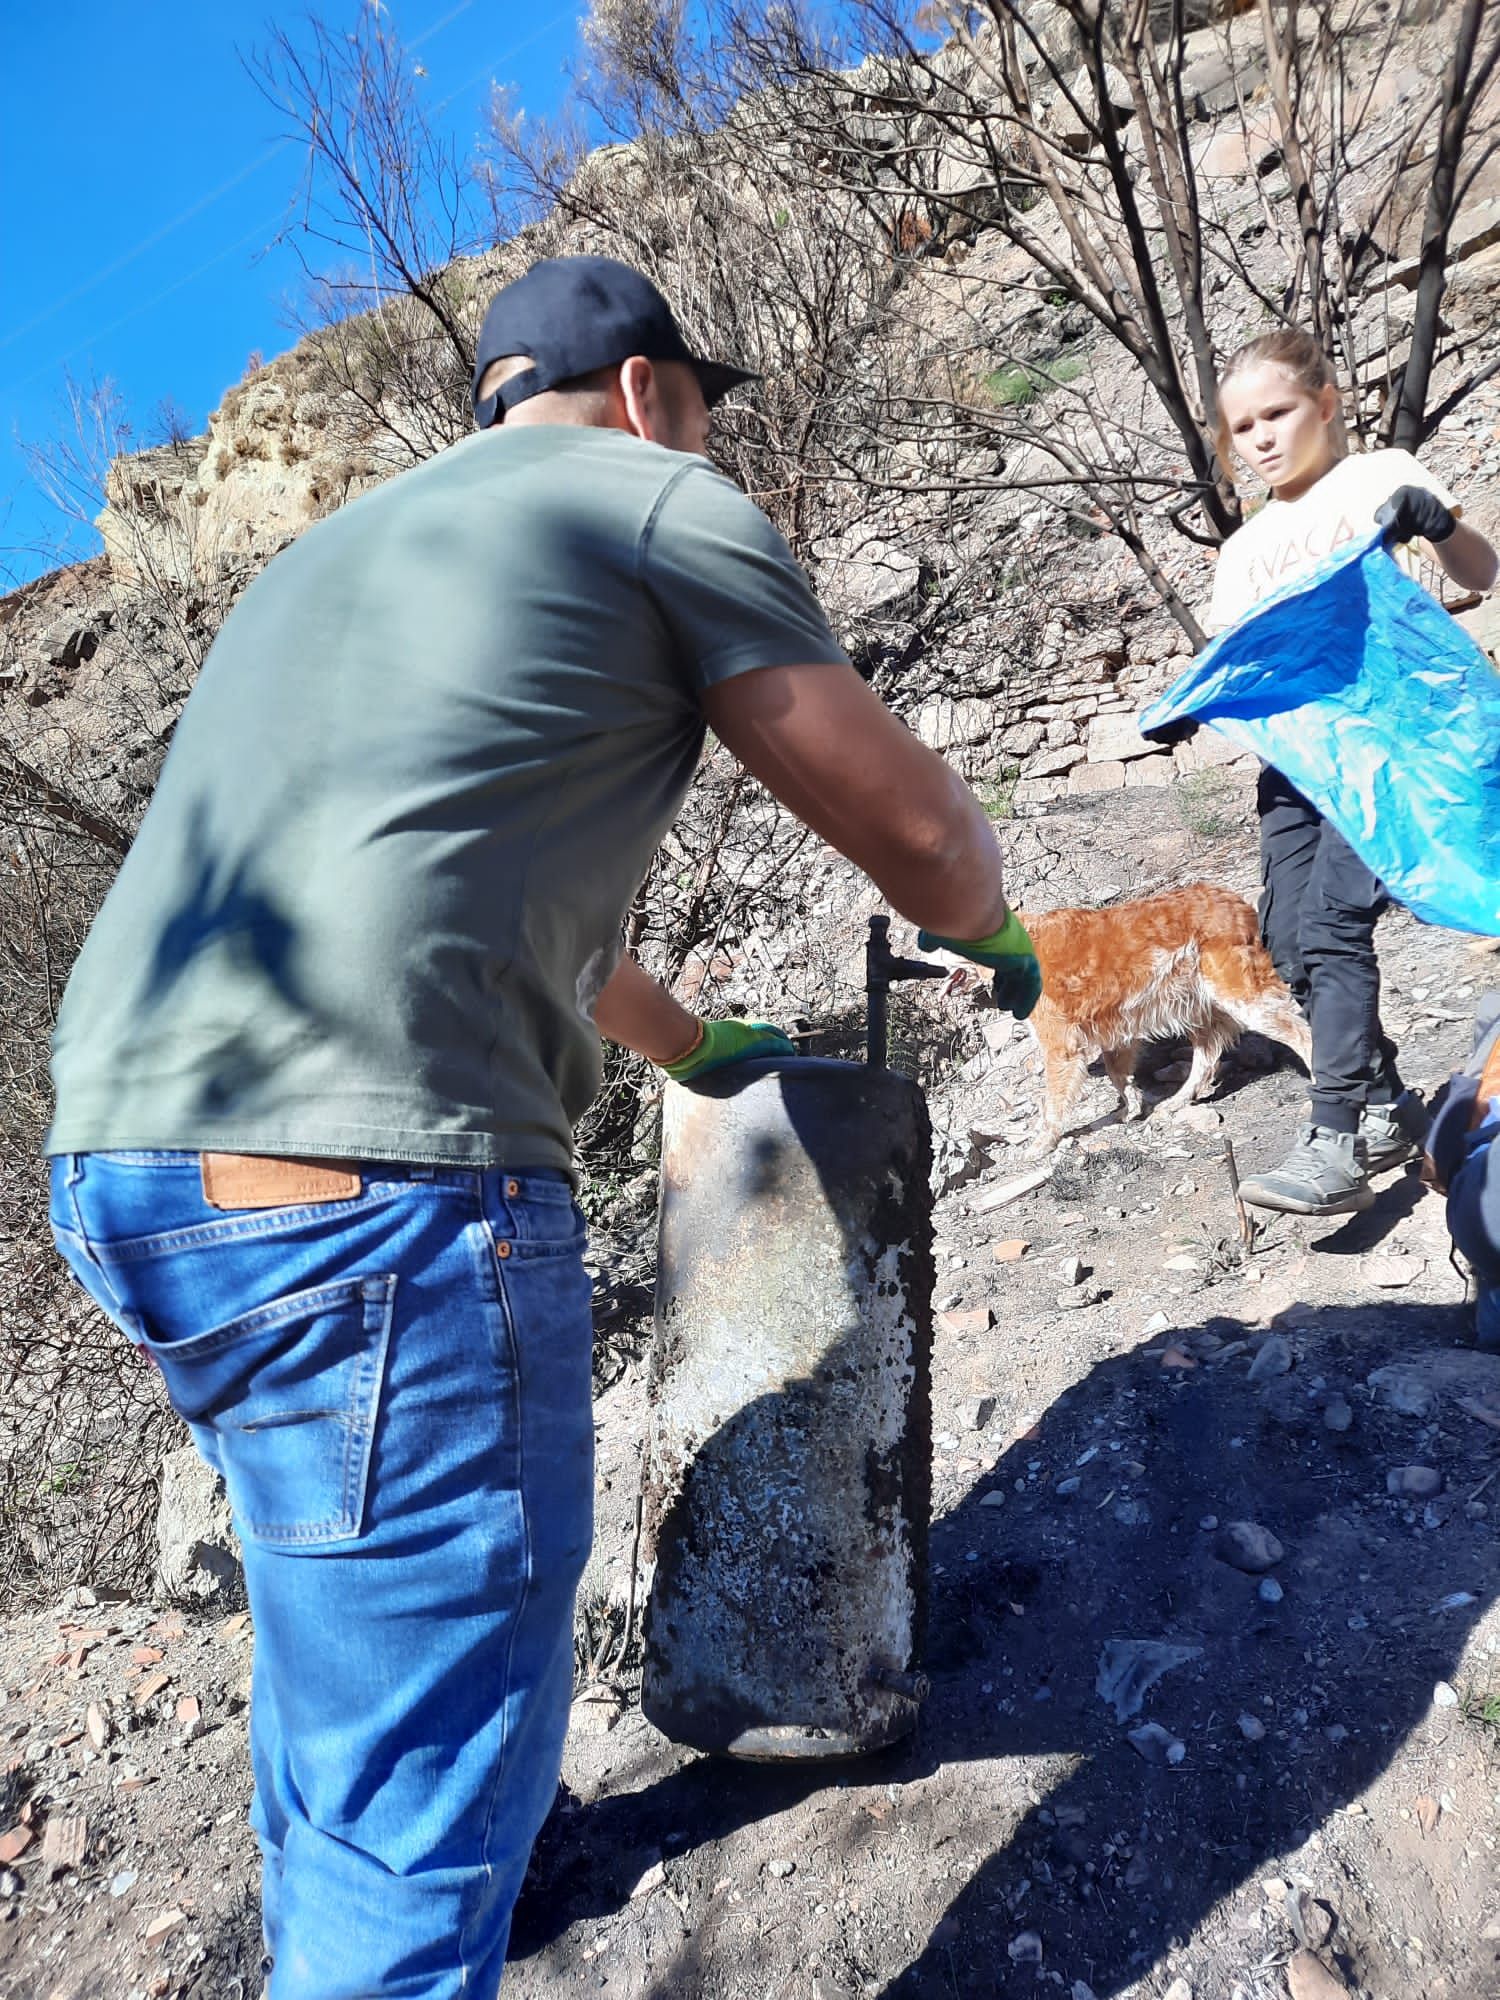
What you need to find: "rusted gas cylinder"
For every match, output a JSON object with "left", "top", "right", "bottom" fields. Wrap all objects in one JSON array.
[{"left": 639, "top": 1057, "right": 933, "bottom": 1759}]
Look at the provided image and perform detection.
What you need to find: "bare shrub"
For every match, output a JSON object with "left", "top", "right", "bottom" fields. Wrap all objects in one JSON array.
[
  {"left": 492, "top": 0, "right": 1498, "bottom": 643},
  {"left": 147, "top": 395, "right": 198, "bottom": 453},
  {"left": 247, "top": 9, "right": 493, "bottom": 468},
  {"left": 0, "top": 824, "right": 174, "bottom": 1603},
  {"left": 2, "top": 376, "right": 254, "bottom": 1603}
]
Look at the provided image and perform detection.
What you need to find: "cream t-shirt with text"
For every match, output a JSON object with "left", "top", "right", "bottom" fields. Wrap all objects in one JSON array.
[{"left": 1207, "top": 446, "right": 1457, "bottom": 633}]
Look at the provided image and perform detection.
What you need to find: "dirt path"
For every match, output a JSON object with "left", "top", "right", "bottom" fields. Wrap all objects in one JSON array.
[{"left": 2, "top": 785, "right": 1498, "bottom": 2000}]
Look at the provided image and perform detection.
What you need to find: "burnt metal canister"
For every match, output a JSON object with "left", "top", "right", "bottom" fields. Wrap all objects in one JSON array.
[{"left": 640, "top": 1056, "right": 933, "bottom": 1759}]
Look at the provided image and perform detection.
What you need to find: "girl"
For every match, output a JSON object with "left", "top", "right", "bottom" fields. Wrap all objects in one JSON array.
[{"left": 1208, "top": 328, "right": 1498, "bottom": 1218}]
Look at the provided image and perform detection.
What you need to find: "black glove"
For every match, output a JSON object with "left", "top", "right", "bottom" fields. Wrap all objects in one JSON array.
[
  {"left": 1374, "top": 483, "right": 1456, "bottom": 546},
  {"left": 1139, "top": 715, "right": 1199, "bottom": 751}
]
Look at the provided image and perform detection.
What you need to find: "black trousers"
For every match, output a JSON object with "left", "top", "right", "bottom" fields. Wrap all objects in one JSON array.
[{"left": 1257, "top": 765, "right": 1402, "bottom": 1135}]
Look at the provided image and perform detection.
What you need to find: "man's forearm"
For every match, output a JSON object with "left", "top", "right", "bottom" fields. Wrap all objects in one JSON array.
[
  {"left": 1436, "top": 520, "right": 1500, "bottom": 594},
  {"left": 593, "top": 952, "right": 701, "bottom": 1065},
  {"left": 702, "top": 662, "right": 1011, "bottom": 945},
  {"left": 860, "top": 761, "right": 1010, "bottom": 941}
]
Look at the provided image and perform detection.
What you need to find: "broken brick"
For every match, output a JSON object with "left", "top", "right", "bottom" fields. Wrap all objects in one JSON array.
[
  {"left": 42, "top": 1813, "right": 86, "bottom": 1878},
  {"left": 936, "top": 1305, "right": 995, "bottom": 1338},
  {"left": 133, "top": 1671, "right": 172, "bottom": 1708}
]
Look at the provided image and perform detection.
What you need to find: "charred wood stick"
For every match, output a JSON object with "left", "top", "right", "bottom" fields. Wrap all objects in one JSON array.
[{"left": 1222, "top": 1136, "right": 1253, "bottom": 1250}]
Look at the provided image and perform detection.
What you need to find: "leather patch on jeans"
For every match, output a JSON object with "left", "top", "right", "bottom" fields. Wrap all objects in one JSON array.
[{"left": 201, "top": 1153, "right": 363, "bottom": 1211}]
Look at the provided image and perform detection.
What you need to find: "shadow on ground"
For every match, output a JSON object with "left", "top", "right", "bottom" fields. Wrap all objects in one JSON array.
[{"left": 511, "top": 1294, "right": 1500, "bottom": 1998}]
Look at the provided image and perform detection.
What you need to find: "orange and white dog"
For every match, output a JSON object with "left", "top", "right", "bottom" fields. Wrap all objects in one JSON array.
[{"left": 1014, "top": 884, "right": 1311, "bottom": 1152}]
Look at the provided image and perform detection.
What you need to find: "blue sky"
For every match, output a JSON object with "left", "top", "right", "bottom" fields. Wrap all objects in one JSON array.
[{"left": 0, "top": 1, "right": 584, "bottom": 588}]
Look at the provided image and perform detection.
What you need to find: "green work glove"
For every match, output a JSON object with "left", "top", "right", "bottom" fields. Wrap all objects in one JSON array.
[
  {"left": 917, "top": 910, "right": 1043, "bottom": 1021},
  {"left": 662, "top": 1018, "right": 796, "bottom": 1083}
]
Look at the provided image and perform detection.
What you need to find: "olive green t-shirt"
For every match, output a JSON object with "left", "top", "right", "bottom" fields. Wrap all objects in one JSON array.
[{"left": 47, "top": 427, "right": 847, "bottom": 1172}]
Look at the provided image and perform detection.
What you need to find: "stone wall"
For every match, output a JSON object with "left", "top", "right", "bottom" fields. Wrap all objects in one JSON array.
[{"left": 910, "top": 606, "right": 1258, "bottom": 803}]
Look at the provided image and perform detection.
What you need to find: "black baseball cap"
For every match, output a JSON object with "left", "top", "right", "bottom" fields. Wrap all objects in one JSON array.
[{"left": 471, "top": 255, "right": 758, "bottom": 430}]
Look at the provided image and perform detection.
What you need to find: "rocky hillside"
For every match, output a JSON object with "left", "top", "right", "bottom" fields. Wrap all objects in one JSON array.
[{"left": 3, "top": 10, "right": 1500, "bottom": 1997}]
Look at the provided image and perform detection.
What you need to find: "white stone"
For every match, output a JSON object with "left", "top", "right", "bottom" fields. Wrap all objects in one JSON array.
[
  {"left": 1126, "top": 756, "right": 1175, "bottom": 788},
  {"left": 1024, "top": 743, "right": 1087, "bottom": 778},
  {"left": 816, "top": 532, "right": 920, "bottom": 613},
  {"left": 1068, "top": 759, "right": 1127, "bottom": 795},
  {"left": 1014, "top": 776, "right": 1067, "bottom": 806},
  {"left": 157, "top": 1445, "right": 242, "bottom": 1605},
  {"left": 1086, "top": 711, "right": 1165, "bottom": 764},
  {"left": 1387, "top": 197, "right": 1500, "bottom": 287},
  {"left": 1174, "top": 725, "right": 1247, "bottom": 772},
  {"left": 915, "top": 696, "right": 996, "bottom": 754}
]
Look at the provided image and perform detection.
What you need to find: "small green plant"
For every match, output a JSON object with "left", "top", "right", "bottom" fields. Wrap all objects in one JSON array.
[
  {"left": 43, "top": 1449, "right": 108, "bottom": 1498},
  {"left": 981, "top": 350, "right": 1089, "bottom": 408},
  {"left": 1176, "top": 769, "right": 1237, "bottom": 840},
  {"left": 1049, "top": 351, "right": 1088, "bottom": 387},
  {"left": 1461, "top": 1685, "right": 1500, "bottom": 1733},
  {"left": 974, "top": 767, "right": 1019, "bottom": 821},
  {"left": 984, "top": 364, "right": 1038, "bottom": 408}
]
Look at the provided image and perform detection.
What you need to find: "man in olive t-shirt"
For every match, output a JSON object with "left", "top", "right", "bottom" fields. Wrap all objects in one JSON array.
[
  {"left": 47, "top": 257, "right": 1039, "bottom": 1998},
  {"left": 46, "top": 415, "right": 843, "bottom": 1170}
]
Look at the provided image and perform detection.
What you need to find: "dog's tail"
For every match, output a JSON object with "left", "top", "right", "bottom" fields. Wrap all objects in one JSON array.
[{"left": 1200, "top": 939, "right": 1313, "bottom": 1066}]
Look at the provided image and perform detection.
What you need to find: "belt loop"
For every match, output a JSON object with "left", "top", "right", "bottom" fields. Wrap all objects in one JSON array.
[
  {"left": 65, "top": 1152, "right": 84, "bottom": 1190},
  {"left": 492, "top": 1167, "right": 518, "bottom": 1245}
]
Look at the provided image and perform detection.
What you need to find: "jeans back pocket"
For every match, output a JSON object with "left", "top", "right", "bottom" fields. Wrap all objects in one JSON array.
[{"left": 141, "top": 1275, "right": 396, "bottom": 1549}]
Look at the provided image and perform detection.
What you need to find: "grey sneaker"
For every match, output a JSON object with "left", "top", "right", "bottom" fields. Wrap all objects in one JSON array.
[
  {"left": 1238, "top": 1125, "right": 1375, "bottom": 1216},
  {"left": 1360, "top": 1091, "right": 1428, "bottom": 1174}
]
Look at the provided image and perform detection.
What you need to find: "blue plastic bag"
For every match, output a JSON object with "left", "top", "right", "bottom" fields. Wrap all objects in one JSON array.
[{"left": 1139, "top": 527, "right": 1500, "bottom": 935}]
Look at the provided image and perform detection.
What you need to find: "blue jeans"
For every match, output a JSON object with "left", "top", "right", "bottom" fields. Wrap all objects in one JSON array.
[
  {"left": 49, "top": 1151, "right": 595, "bottom": 1998},
  {"left": 1447, "top": 1128, "right": 1500, "bottom": 1349}
]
